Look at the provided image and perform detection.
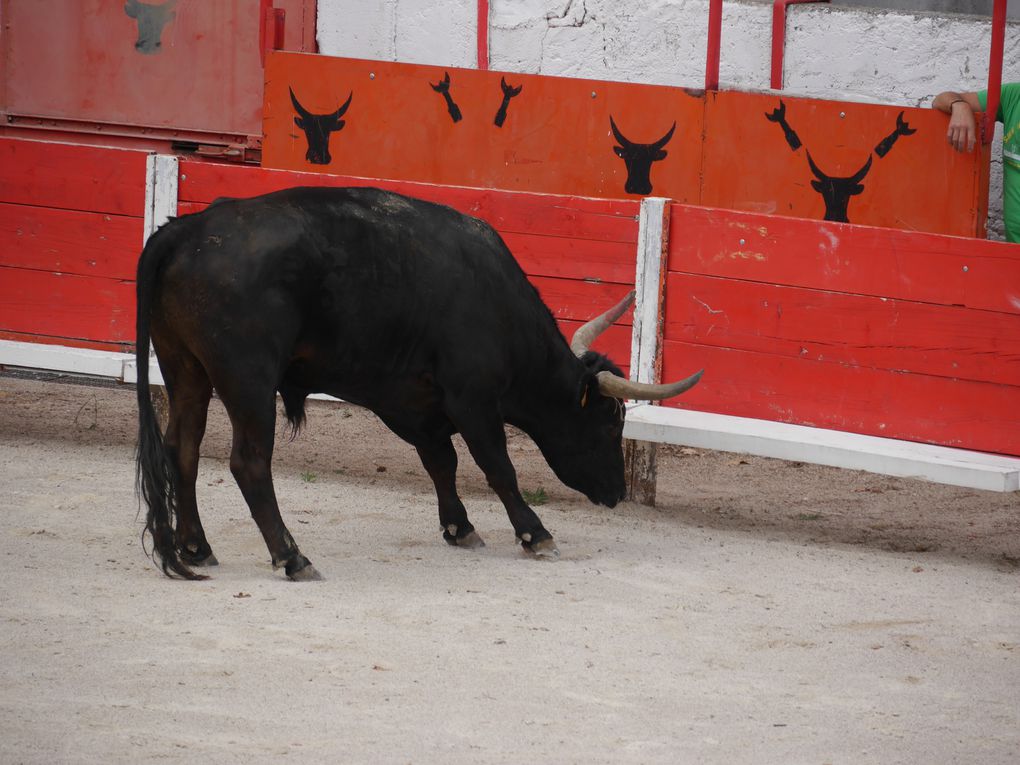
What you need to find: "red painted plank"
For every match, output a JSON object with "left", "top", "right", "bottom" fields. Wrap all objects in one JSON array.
[
  {"left": 0, "top": 202, "right": 143, "bottom": 280},
  {"left": 0, "top": 267, "right": 135, "bottom": 344},
  {"left": 0, "top": 330, "right": 129, "bottom": 353},
  {"left": 664, "top": 273, "right": 1020, "bottom": 387},
  {"left": 530, "top": 277, "right": 634, "bottom": 326},
  {"left": 667, "top": 203, "right": 1020, "bottom": 315},
  {"left": 178, "top": 161, "right": 640, "bottom": 243},
  {"left": 501, "top": 232, "right": 635, "bottom": 284},
  {"left": 660, "top": 341, "right": 1020, "bottom": 456},
  {"left": 0, "top": 138, "right": 148, "bottom": 217}
]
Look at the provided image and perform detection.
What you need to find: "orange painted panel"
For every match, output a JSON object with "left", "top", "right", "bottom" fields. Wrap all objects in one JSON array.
[
  {"left": 702, "top": 91, "right": 989, "bottom": 237},
  {"left": 262, "top": 53, "right": 704, "bottom": 202}
]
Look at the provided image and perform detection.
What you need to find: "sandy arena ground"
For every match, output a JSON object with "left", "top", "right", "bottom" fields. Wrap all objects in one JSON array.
[{"left": 0, "top": 373, "right": 1018, "bottom": 764}]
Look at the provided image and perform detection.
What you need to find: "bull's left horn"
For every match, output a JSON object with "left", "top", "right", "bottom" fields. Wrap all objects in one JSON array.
[
  {"left": 596, "top": 369, "right": 704, "bottom": 401},
  {"left": 571, "top": 290, "right": 635, "bottom": 357}
]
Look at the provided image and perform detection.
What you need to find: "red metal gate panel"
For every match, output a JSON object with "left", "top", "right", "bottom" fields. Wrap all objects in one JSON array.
[{"left": 0, "top": 0, "right": 315, "bottom": 151}]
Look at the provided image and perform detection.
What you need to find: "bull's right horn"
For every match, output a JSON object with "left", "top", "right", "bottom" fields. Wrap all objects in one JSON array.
[
  {"left": 596, "top": 368, "right": 703, "bottom": 401},
  {"left": 571, "top": 290, "right": 635, "bottom": 357}
]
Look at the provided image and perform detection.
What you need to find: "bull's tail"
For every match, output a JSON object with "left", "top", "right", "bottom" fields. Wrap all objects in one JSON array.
[{"left": 135, "top": 227, "right": 203, "bottom": 580}]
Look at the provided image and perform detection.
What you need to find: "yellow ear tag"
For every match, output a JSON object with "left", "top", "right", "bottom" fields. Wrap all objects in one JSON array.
[{"left": 580, "top": 388, "right": 589, "bottom": 408}]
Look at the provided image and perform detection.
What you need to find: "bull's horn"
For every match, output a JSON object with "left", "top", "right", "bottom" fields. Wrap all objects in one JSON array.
[
  {"left": 289, "top": 87, "right": 312, "bottom": 119},
  {"left": 596, "top": 368, "right": 704, "bottom": 401},
  {"left": 571, "top": 290, "right": 635, "bottom": 357}
]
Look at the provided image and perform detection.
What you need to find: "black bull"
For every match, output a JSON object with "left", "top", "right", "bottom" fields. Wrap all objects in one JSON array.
[{"left": 135, "top": 187, "right": 702, "bottom": 580}]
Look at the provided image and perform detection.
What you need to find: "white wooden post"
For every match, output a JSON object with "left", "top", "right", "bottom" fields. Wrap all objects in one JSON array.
[
  {"left": 143, "top": 153, "right": 179, "bottom": 244},
  {"left": 137, "top": 154, "right": 178, "bottom": 421},
  {"left": 624, "top": 197, "right": 671, "bottom": 505}
]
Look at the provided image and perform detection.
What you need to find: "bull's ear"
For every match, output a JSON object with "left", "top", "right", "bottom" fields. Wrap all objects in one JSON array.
[
  {"left": 578, "top": 374, "right": 598, "bottom": 409},
  {"left": 811, "top": 180, "right": 824, "bottom": 193},
  {"left": 333, "top": 119, "right": 345, "bottom": 131},
  {"left": 655, "top": 149, "right": 668, "bottom": 160},
  {"left": 851, "top": 184, "right": 865, "bottom": 195},
  {"left": 613, "top": 146, "right": 626, "bottom": 159},
  {"left": 294, "top": 116, "right": 305, "bottom": 129}
]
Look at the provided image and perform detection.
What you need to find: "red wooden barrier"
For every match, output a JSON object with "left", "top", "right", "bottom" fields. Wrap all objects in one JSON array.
[
  {"left": 178, "top": 160, "right": 639, "bottom": 371},
  {"left": 660, "top": 204, "right": 1020, "bottom": 456},
  {"left": 0, "top": 138, "right": 148, "bottom": 350}
]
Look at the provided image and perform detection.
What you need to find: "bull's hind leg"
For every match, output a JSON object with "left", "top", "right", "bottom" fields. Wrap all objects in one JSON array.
[
  {"left": 216, "top": 381, "right": 320, "bottom": 581},
  {"left": 162, "top": 362, "right": 216, "bottom": 567},
  {"left": 415, "top": 439, "right": 485, "bottom": 549}
]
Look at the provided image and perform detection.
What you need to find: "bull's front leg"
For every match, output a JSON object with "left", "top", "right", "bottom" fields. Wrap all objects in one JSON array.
[
  {"left": 447, "top": 403, "right": 559, "bottom": 558},
  {"left": 414, "top": 439, "right": 486, "bottom": 549}
]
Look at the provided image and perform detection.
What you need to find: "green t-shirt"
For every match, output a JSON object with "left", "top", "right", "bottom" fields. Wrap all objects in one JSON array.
[{"left": 978, "top": 84, "right": 1020, "bottom": 242}]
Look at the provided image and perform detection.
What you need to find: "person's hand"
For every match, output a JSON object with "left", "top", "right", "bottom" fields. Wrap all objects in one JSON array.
[{"left": 947, "top": 100, "right": 977, "bottom": 152}]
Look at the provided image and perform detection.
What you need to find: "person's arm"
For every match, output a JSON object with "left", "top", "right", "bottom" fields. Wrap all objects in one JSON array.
[{"left": 932, "top": 91, "right": 983, "bottom": 152}]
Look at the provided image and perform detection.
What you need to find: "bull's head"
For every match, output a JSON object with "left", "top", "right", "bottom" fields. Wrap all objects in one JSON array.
[
  {"left": 610, "top": 117, "right": 676, "bottom": 196},
  {"left": 528, "top": 292, "right": 703, "bottom": 508},
  {"left": 290, "top": 87, "right": 353, "bottom": 165},
  {"left": 124, "top": 0, "right": 177, "bottom": 55},
  {"left": 806, "top": 152, "right": 873, "bottom": 223}
]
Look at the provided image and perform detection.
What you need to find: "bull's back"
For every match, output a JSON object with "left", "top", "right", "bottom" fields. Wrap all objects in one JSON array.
[{"left": 149, "top": 187, "right": 545, "bottom": 383}]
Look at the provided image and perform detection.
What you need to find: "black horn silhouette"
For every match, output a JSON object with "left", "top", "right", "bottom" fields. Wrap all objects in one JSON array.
[
  {"left": 290, "top": 87, "right": 353, "bottom": 165},
  {"left": 610, "top": 116, "right": 676, "bottom": 196}
]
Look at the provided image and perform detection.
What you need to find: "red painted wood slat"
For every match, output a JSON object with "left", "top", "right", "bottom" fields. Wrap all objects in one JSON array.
[
  {"left": 663, "top": 273, "right": 1020, "bottom": 387},
  {"left": 0, "top": 267, "right": 135, "bottom": 345},
  {"left": 667, "top": 204, "right": 1020, "bottom": 315},
  {"left": 0, "top": 202, "right": 143, "bottom": 280},
  {"left": 0, "top": 138, "right": 149, "bottom": 217},
  {"left": 178, "top": 161, "right": 640, "bottom": 243},
  {"left": 661, "top": 341, "right": 1020, "bottom": 456}
]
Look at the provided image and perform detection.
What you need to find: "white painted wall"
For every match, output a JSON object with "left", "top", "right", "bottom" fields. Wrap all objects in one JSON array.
[{"left": 316, "top": 0, "right": 1020, "bottom": 239}]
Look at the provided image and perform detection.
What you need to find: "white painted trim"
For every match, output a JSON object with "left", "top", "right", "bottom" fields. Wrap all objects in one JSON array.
[
  {"left": 631, "top": 197, "right": 669, "bottom": 386},
  {"left": 143, "top": 153, "right": 179, "bottom": 245},
  {"left": 0, "top": 339, "right": 131, "bottom": 380},
  {"left": 0, "top": 339, "right": 162, "bottom": 385},
  {"left": 624, "top": 403, "right": 1020, "bottom": 493}
]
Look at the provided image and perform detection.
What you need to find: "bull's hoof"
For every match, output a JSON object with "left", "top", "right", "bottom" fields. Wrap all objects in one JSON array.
[
  {"left": 285, "top": 555, "right": 322, "bottom": 582},
  {"left": 522, "top": 536, "right": 560, "bottom": 559},
  {"left": 443, "top": 524, "right": 485, "bottom": 549},
  {"left": 179, "top": 544, "right": 218, "bottom": 567}
]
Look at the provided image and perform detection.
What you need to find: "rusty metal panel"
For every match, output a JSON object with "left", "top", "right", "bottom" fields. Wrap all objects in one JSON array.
[{"left": 0, "top": 0, "right": 315, "bottom": 146}]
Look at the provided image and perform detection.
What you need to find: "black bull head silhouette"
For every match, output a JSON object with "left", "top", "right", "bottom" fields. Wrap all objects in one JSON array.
[
  {"left": 290, "top": 88, "right": 354, "bottom": 165},
  {"left": 766, "top": 100, "right": 916, "bottom": 223},
  {"left": 610, "top": 117, "right": 677, "bottom": 196},
  {"left": 124, "top": 0, "right": 176, "bottom": 54}
]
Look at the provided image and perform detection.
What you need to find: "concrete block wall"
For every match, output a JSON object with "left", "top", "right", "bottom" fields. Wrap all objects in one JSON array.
[{"left": 317, "top": 0, "right": 1020, "bottom": 239}]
